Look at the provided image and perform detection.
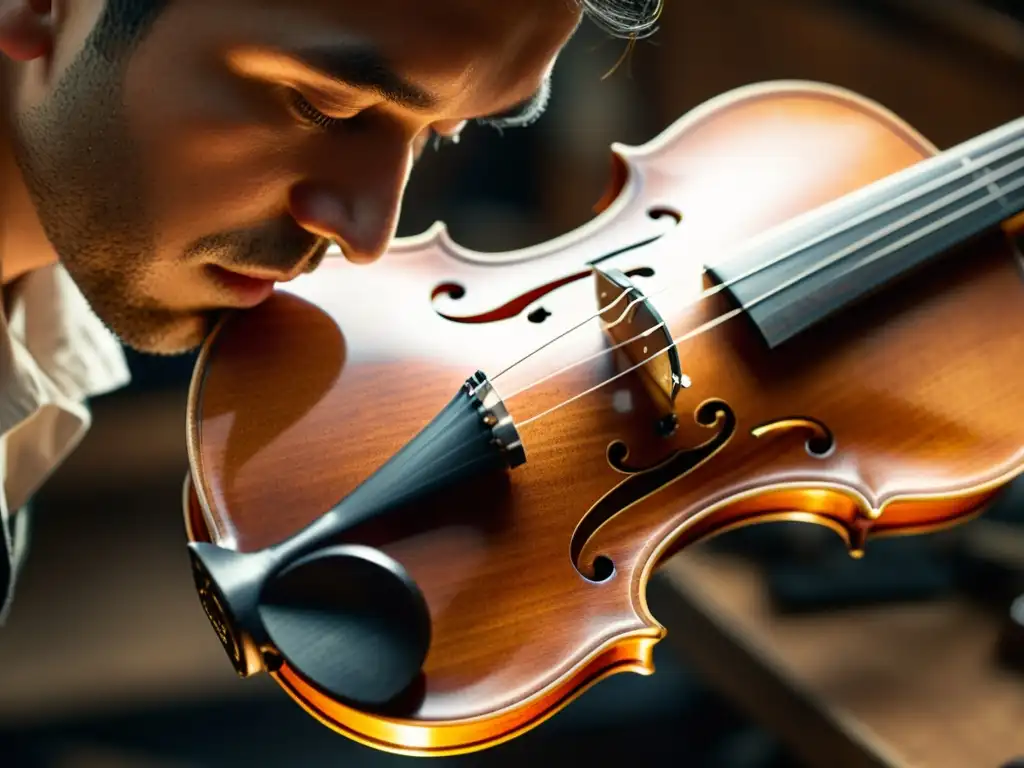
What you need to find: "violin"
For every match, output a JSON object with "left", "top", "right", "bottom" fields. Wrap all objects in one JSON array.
[{"left": 181, "top": 79, "right": 1024, "bottom": 756}]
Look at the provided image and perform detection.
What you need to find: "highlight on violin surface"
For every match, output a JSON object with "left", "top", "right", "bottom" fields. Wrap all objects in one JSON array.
[{"left": 182, "top": 79, "right": 1024, "bottom": 756}]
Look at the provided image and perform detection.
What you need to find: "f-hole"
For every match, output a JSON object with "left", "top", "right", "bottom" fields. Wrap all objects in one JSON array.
[
  {"left": 525, "top": 267, "right": 656, "bottom": 326},
  {"left": 588, "top": 555, "right": 616, "bottom": 584},
  {"left": 431, "top": 208, "right": 680, "bottom": 326},
  {"left": 648, "top": 207, "right": 681, "bottom": 225},
  {"left": 571, "top": 400, "right": 737, "bottom": 582},
  {"left": 751, "top": 417, "right": 835, "bottom": 459}
]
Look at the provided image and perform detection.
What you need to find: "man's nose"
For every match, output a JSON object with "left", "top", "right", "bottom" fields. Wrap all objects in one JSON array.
[{"left": 288, "top": 132, "right": 414, "bottom": 265}]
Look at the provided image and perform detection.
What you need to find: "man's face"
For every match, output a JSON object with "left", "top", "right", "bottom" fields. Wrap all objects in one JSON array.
[{"left": 2, "top": 0, "right": 580, "bottom": 354}]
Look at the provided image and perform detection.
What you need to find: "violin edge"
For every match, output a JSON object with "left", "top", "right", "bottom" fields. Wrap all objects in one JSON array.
[
  {"left": 640, "top": 467, "right": 1021, "bottom": 578},
  {"left": 178, "top": 76, "right": 1024, "bottom": 756}
]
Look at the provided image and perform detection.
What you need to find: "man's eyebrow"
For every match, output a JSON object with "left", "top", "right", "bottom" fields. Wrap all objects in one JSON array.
[
  {"left": 290, "top": 44, "right": 438, "bottom": 110},
  {"left": 288, "top": 43, "right": 551, "bottom": 128},
  {"left": 477, "top": 77, "right": 553, "bottom": 130}
]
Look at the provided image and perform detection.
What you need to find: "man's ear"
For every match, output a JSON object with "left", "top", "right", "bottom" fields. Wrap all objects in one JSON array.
[{"left": 0, "top": 0, "right": 53, "bottom": 62}]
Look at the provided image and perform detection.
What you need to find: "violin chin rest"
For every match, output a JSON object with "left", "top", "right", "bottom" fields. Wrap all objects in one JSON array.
[{"left": 258, "top": 544, "right": 432, "bottom": 709}]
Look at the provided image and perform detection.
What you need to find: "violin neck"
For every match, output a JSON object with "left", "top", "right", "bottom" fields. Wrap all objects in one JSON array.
[{"left": 706, "top": 116, "right": 1024, "bottom": 349}]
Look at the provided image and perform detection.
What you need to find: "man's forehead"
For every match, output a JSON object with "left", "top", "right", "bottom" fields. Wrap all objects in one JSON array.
[
  {"left": 288, "top": 0, "right": 580, "bottom": 84},
  {"left": 203, "top": 0, "right": 582, "bottom": 63},
  {"left": 197, "top": 0, "right": 580, "bottom": 116}
]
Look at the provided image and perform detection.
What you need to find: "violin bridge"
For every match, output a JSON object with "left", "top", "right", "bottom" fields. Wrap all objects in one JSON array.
[{"left": 593, "top": 265, "right": 689, "bottom": 420}]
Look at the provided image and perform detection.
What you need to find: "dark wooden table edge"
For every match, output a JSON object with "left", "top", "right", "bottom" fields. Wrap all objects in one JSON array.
[{"left": 647, "top": 563, "right": 906, "bottom": 768}]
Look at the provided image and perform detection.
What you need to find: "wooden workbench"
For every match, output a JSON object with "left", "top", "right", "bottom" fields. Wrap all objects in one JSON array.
[{"left": 649, "top": 547, "right": 1024, "bottom": 768}]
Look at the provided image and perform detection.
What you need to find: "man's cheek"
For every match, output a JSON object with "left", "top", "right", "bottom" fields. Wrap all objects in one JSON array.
[{"left": 141, "top": 122, "right": 299, "bottom": 234}]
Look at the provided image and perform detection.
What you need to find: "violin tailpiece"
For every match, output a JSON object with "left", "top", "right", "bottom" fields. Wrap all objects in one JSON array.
[{"left": 187, "top": 370, "right": 527, "bottom": 708}]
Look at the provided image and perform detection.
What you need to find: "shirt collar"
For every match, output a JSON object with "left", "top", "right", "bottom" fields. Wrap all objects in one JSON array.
[{"left": 1, "top": 263, "right": 131, "bottom": 428}]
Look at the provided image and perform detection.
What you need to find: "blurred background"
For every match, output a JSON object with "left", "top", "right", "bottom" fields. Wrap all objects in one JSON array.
[{"left": 3, "top": 0, "right": 1024, "bottom": 765}]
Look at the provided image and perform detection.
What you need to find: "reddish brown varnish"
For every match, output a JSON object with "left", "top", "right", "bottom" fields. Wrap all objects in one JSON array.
[{"left": 184, "top": 80, "right": 1024, "bottom": 756}]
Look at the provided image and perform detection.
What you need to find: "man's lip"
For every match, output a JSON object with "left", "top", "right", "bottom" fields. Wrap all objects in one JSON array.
[
  {"left": 207, "top": 265, "right": 281, "bottom": 307},
  {"left": 218, "top": 265, "right": 298, "bottom": 282}
]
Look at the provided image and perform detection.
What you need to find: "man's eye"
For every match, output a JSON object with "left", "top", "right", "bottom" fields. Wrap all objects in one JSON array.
[
  {"left": 287, "top": 88, "right": 462, "bottom": 153},
  {"left": 289, "top": 90, "right": 346, "bottom": 130}
]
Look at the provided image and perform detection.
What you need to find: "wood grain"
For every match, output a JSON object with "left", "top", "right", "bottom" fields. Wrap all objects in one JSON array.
[{"left": 183, "top": 80, "right": 1024, "bottom": 755}]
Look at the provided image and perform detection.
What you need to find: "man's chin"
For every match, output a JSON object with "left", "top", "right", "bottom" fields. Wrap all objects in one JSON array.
[{"left": 112, "top": 309, "right": 219, "bottom": 357}]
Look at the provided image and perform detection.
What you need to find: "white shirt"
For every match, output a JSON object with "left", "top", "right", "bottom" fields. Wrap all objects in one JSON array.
[{"left": 0, "top": 264, "right": 131, "bottom": 623}]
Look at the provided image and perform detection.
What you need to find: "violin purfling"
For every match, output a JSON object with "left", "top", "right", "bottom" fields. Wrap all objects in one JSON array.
[{"left": 182, "top": 79, "right": 1024, "bottom": 756}]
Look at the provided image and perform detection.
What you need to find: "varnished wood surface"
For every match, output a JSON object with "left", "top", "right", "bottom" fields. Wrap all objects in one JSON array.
[
  {"left": 652, "top": 547, "right": 1024, "bottom": 768},
  {"left": 185, "top": 80, "right": 1024, "bottom": 754}
]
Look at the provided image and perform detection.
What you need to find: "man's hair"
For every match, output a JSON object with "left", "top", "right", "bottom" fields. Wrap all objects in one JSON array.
[
  {"left": 88, "top": 0, "right": 662, "bottom": 60},
  {"left": 583, "top": 0, "right": 662, "bottom": 38}
]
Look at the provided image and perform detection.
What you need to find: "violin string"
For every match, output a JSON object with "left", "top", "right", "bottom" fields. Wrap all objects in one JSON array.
[
  {"left": 498, "top": 143, "right": 1024, "bottom": 404},
  {"left": 511, "top": 166, "right": 1024, "bottom": 428},
  {"left": 492, "top": 131, "right": 1024, "bottom": 388}
]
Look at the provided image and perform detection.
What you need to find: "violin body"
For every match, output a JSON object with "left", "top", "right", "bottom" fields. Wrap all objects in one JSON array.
[{"left": 183, "top": 80, "right": 1024, "bottom": 756}]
